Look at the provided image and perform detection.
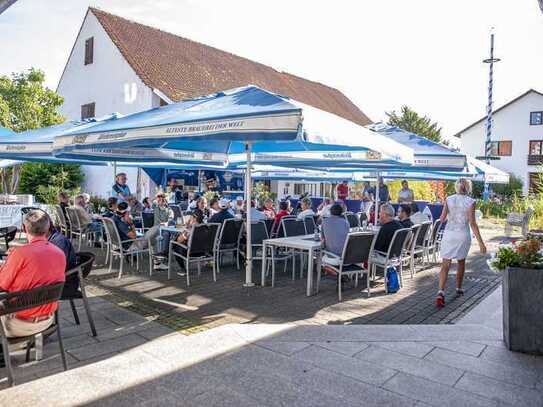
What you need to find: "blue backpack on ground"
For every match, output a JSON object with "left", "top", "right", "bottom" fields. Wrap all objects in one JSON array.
[{"left": 386, "top": 266, "right": 400, "bottom": 293}]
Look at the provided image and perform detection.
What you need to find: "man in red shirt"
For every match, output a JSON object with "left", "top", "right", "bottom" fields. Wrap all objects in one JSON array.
[
  {"left": 0, "top": 210, "right": 66, "bottom": 338},
  {"left": 336, "top": 181, "right": 349, "bottom": 201}
]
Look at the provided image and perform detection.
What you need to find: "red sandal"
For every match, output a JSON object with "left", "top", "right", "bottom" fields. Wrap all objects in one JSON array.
[{"left": 436, "top": 291, "right": 445, "bottom": 308}]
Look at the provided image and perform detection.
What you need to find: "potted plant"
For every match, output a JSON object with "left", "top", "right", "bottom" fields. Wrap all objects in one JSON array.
[{"left": 492, "top": 239, "right": 543, "bottom": 355}]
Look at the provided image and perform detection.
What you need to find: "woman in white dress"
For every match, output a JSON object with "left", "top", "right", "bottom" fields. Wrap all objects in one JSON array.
[{"left": 436, "top": 178, "right": 486, "bottom": 307}]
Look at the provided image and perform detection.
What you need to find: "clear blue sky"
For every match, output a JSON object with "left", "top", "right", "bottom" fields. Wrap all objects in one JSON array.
[{"left": 0, "top": 0, "right": 542, "bottom": 141}]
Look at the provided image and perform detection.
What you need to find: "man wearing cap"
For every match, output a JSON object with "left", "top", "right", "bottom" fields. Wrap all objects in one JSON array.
[
  {"left": 112, "top": 173, "right": 131, "bottom": 203},
  {"left": 209, "top": 198, "right": 234, "bottom": 224}
]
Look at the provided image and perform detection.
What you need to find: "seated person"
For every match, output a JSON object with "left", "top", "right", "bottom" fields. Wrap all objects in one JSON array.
[
  {"left": 0, "top": 210, "right": 66, "bottom": 345},
  {"left": 373, "top": 203, "right": 403, "bottom": 254},
  {"left": 208, "top": 198, "right": 220, "bottom": 216},
  {"left": 233, "top": 196, "right": 245, "bottom": 215},
  {"left": 410, "top": 203, "right": 431, "bottom": 224},
  {"left": 173, "top": 211, "right": 204, "bottom": 270},
  {"left": 142, "top": 197, "right": 153, "bottom": 213},
  {"left": 103, "top": 197, "right": 118, "bottom": 218},
  {"left": 195, "top": 196, "right": 209, "bottom": 220},
  {"left": 153, "top": 192, "right": 174, "bottom": 225},
  {"left": 272, "top": 200, "right": 291, "bottom": 235},
  {"left": 126, "top": 195, "right": 144, "bottom": 218},
  {"left": 74, "top": 194, "right": 102, "bottom": 238},
  {"left": 112, "top": 202, "right": 138, "bottom": 250},
  {"left": 209, "top": 198, "right": 234, "bottom": 224},
  {"left": 58, "top": 191, "right": 70, "bottom": 218},
  {"left": 398, "top": 204, "right": 413, "bottom": 228},
  {"left": 296, "top": 197, "right": 315, "bottom": 220},
  {"left": 321, "top": 204, "right": 350, "bottom": 263},
  {"left": 47, "top": 217, "right": 78, "bottom": 297},
  {"left": 249, "top": 200, "right": 266, "bottom": 221},
  {"left": 317, "top": 198, "right": 333, "bottom": 218},
  {"left": 262, "top": 198, "right": 276, "bottom": 220}
]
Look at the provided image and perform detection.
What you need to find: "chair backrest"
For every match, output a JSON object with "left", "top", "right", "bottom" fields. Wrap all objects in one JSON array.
[
  {"left": 431, "top": 219, "right": 443, "bottom": 243},
  {"left": 387, "top": 228, "right": 412, "bottom": 259},
  {"left": 65, "top": 207, "right": 82, "bottom": 231},
  {"left": 263, "top": 218, "right": 274, "bottom": 236},
  {"left": 243, "top": 221, "right": 269, "bottom": 245},
  {"left": 303, "top": 216, "right": 316, "bottom": 234},
  {"left": 345, "top": 212, "right": 359, "bottom": 228},
  {"left": 0, "top": 226, "right": 17, "bottom": 247},
  {"left": 20, "top": 206, "right": 38, "bottom": 216},
  {"left": 282, "top": 218, "right": 306, "bottom": 237},
  {"left": 188, "top": 223, "right": 220, "bottom": 255},
  {"left": 219, "top": 218, "right": 243, "bottom": 247},
  {"left": 54, "top": 205, "right": 67, "bottom": 229},
  {"left": 408, "top": 224, "right": 422, "bottom": 251},
  {"left": 416, "top": 221, "right": 432, "bottom": 246},
  {"left": 179, "top": 201, "right": 189, "bottom": 211},
  {"left": 341, "top": 232, "right": 374, "bottom": 265},
  {"left": 0, "top": 282, "right": 64, "bottom": 317},
  {"left": 169, "top": 204, "right": 182, "bottom": 219},
  {"left": 101, "top": 217, "right": 122, "bottom": 249},
  {"left": 142, "top": 212, "right": 155, "bottom": 228},
  {"left": 73, "top": 251, "right": 95, "bottom": 279}
]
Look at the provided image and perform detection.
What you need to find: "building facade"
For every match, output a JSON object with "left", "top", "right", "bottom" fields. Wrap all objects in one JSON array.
[
  {"left": 457, "top": 89, "right": 543, "bottom": 194},
  {"left": 57, "top": 7, "right": 371, "bottom": 198}
]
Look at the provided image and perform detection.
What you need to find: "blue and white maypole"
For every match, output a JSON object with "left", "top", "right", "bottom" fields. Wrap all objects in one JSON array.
[{"left": 482, "top": 29, "right": 501, "bottom": 200}]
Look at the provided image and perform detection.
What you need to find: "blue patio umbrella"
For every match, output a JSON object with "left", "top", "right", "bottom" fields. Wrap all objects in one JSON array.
[{"left": 367, "top": 123, "right": 466, "bottom": 171}]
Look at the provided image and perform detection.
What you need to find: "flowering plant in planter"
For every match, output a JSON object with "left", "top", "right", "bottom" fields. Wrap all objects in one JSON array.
[{"left": 492, "top": 239, "right": 543, "bottom": 271}]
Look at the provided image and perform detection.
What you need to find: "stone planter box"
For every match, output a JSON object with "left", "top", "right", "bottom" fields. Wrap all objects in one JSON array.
[{"left": 502, "top": 267, "right": 543, "bottom": 355}]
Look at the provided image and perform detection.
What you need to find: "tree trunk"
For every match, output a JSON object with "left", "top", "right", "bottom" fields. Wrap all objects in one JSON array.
[{"left": 9, "top": 165, "right": 20, "bottom": 194}]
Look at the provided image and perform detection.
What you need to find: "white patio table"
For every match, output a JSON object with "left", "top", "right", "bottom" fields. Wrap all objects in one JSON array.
[{"left": 261, "top": 234, "right": 323, "bottom": 296}]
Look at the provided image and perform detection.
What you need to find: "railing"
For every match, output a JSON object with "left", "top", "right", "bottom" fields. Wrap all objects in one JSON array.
[{"left": 527, "top": 155, "right": 543, "bottom": 165}]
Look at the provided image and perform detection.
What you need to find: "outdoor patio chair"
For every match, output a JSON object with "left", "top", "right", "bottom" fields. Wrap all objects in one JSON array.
[
  {"left": 18, "top": 206, "right": 38, "bottom": 240},
  {"left": 274, "top": 215, "right": 296, "bottom": 238},
  {"left": 167, "top": 223, "right": 220, "bottom": 286},
  {"left": 369, "top": 228, "right": 412, "bottom": 294},
  {"left": 426, "top": 219, "right": 444, "bottom": 263},
  {"left": 215, "top": 218, "right": 243, "bottom": 273},
  {"left": 404, "top": 224, "right": 422, "bottom": 278},
  {"left": 169, "top": 204, "right": 182, "bottom": 220},
  {"left": 101, "top": 217, "right": 153, "bottom": 279},
  {"left": 344, "top": 212, "right": 360, "bottom": 229},
  {"left": 320, "top": 232, "right": 375, "bottom": 300},
  {"left": 263, "top": 218, "right": 274, "bottom": 236},
  {"left": 0, "top": 282, "right": 68, "bottom": 387},
  {"left": 61, "top": 252, "right": 97, "bottom": 337},
  {"left": 0, "top": 225, "right": 17, "bottom": 258},
  {"left": 65, "top": 207, "right": 89, "bottom": 250},
  {"left": 505, "top": 206, "right": 534, "bottom": 238},
  {"left": 303, "top": 215, "right": 316, "bottom": 234},
  {"left": 281, "top": 218, "right": 306, "bottom": 237}
]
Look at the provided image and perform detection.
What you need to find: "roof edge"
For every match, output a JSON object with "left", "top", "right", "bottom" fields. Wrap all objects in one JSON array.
[{"left": 454, "top": 89, "right": 543, "bottom": 137}]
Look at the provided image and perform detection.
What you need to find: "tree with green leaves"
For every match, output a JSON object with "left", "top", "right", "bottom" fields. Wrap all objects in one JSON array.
[
  {"left": 18, "top": 162, "right": 84, "bottom": 204},
  {"left": 0, "top": 68, "right": 72, "bottom": 194},
  {"left": 386, "top": 105, "right": 446, "bottom": 144}
]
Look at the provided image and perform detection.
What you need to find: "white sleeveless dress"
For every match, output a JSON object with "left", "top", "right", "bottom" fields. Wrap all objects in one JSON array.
[{"left": 440, "top": 194, "right": 475, "bottom": 260}]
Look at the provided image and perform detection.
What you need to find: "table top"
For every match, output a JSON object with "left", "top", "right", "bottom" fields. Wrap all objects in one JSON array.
[{"left": 264, "top": 234, "right": 323, "bottom": 250}]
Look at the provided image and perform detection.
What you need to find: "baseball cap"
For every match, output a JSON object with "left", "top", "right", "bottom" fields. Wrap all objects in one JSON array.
[{"left": 219, "top": 198, "right": 230, "bottom": 209}]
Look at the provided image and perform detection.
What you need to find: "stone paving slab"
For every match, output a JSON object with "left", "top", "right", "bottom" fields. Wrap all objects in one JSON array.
[{"left": 1, "top": 316, "right": 541, "bottom": 406}]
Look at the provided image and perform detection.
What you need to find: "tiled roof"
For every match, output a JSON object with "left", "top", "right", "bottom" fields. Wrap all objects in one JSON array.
[{"left": 90, "top": 7, "right": 371, "bottom": 126}]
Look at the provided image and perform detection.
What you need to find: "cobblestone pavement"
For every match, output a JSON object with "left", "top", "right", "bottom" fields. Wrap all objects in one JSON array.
[{"left": 81, "top": 220, "right": 507, "bottom": 334}]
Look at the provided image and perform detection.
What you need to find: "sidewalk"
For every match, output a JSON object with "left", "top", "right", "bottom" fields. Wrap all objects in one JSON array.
[{"left": 1, "top": 283, "right": 541, "bottom": 406}]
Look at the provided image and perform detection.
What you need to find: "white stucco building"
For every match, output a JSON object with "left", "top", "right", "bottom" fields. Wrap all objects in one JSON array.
[
  {"left": 456, "top": 89, "right": 543, "bottom": 194},
  {"left": 56, "top": 7, "right": 370, "bottom": 198}
]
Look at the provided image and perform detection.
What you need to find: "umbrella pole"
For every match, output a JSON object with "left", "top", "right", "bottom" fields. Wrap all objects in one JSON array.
[
  {"left": 113, "top": 161, "right": 117, "bottom": 183},
  {"left": 244, "top": 142, "right": 255, "bottom": 287},
  {"left": 374, "top": 173, "right": 380, "bottom": 226}
]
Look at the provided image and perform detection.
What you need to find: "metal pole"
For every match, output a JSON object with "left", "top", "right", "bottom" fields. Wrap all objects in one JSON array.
[
  {"left": 374, "top": 174, "right": 380, "bottom": 226},
  {"left": 483, "top": 30, "right": 500, "bottom": 200},
  {"left": 113, "top": 161, "right": 117, "bottom": 183},
  {"left": 244, "top": 142, "right": 255, "bottom": 287}
]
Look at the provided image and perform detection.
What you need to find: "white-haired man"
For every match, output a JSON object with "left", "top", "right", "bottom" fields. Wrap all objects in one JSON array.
[{"left": 373, "top": 203, "right": 403, "bottom": 253}]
